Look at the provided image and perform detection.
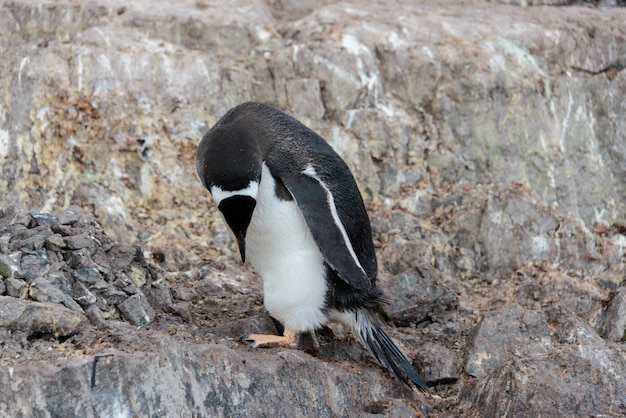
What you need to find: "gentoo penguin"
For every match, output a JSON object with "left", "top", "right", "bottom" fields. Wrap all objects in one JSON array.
[{"left": 195, "top": 102, "right": 427, "bottom": 390}]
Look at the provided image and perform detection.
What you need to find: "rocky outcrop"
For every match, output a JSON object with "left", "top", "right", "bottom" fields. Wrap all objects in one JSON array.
[{"left": 1, "top": 0, "right": 625, "bottom": 416}]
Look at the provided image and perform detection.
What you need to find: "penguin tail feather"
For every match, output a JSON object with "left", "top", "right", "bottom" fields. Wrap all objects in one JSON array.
[{"left": 352, "top": 309, "right": 428, "bottom": 391}]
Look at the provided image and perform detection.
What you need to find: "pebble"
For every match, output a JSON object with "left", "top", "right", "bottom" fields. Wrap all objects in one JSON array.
[
  {"left": 5, "top": 277, "right": 27, "bottom": 298},
  {"left": 118, "top": 293, "right": 156, "bottom": 326},
  {"left": 0, "top": 253, "right": 23, "bottom": 279},
  {"left": 54, "top": 205, "right": 83, "bottom": 225}
]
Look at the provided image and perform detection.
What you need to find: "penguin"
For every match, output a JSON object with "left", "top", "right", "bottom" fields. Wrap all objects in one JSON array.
[{"left": 195, "top": 102, "right": 428, "bottom": 390}]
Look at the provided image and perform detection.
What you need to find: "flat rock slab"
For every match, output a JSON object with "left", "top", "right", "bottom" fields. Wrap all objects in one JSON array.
[{"left": 0, "top": 330, "right": 428, "bottom": 418}]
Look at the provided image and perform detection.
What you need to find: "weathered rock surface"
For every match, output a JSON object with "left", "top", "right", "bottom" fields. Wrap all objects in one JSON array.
[{"left": 1, "top": 0, "right": 625, "bottom": 416}]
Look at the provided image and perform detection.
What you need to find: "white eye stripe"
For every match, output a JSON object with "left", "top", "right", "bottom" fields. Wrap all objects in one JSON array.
[{"left": 210, "top": 181, "right": 259, "bottom": 206}]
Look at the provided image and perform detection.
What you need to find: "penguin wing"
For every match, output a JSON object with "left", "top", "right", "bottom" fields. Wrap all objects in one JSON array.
[{"left": 278, "top": 166, "right": 372, "bottom": 290}]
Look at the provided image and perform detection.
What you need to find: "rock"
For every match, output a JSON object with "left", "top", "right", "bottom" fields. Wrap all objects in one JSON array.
[
  {"left": 464, "top": 309, "right": 626, "bottom": 417},
  {"left": 29, "top": 277, "right": 84, "bottom": 313},
  {"left": 19, "top": 252, "right": 51, "bottom": 281},
  {"left": 417, "top": 342, "right": 460, "bottom": 385},
  {"left": 106, "top": 244, "right": 136, "bottom": 270},
  {"left": 0, "top": 296, "right": 85, "bottom": 338},
  {"left": 0, "top": 205, "right": 33, "bottom": 228},
  {"left": 0, "top": 331, "right": 427, "bottom": 418},
  {"left": 31, "top": 211, "right": 59, "bottom": 226},
  {"left": 72, "top": 267, "right": 101, "bottom": 285},
  {"left": 73, "top": 280, "right": 97, "bottom": 306},
  {"left": 600, "top": 286, "right": 626, "bottom": 342},
  {"left": 63, "top": 234, "right": 95, "bottom": 250},
  {"left": 54, "top": 205, "right": 83, "bottom": 225},
  {"left": 118, "top": 293, "right": 156, "bottom": 326},
  {"left": 5, "top": 277, "right": 27, "bottom": 298},
  {"left": 381, "top": 266, "right": 458, "bottom": 326},
  {"left": 465, "top": 304, "right": 552, "bottom": 378},
  {"left": 44, "top": 233, "right": 66, "bottom": 251},
  {"left": 0, "top": 253, "right": 23, "bottom": 279},
  {"left": 65, "top": 248, "right": 97, "bottom": 270}
]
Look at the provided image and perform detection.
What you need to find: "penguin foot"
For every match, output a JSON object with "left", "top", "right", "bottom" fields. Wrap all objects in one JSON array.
[
  {"left": 241, "top": 328, "right": 298, "bottom": 348},
  {"left": 241, "top": 334, "right": 290, "bottom": 348}
]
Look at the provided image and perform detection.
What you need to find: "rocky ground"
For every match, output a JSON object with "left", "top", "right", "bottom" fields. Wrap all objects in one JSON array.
[{"left": 1, "top": 0, "right": 626, "bottom": 417}]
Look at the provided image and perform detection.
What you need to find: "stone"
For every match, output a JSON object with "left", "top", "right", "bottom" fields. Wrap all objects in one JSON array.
[
  {"left": 54, "top": 205, "right": 83, "bottom": 225},
  {"left": 72, "top": 267, "right": 101, "bottom": 285},
  {"left": 20, "top": 252, "right": 51, "bottom": 281},
  {"left": 62, "top": 234, "right": 95, "bottom": 250},
  {"left": 31, "top": 212, "right": 59, "bottom": 226},
  {"left": 118, "top": 293, "right": 156, "bottom": 326},
  {"left": 65, "top": 248, "right": 96, "bottom": 270},
  {"left": 44, "top": 233, "right": 66, "bottom": 251},
  {"left": 72, "top": 280, "right": 97, "bottom": 306},
  {"left": 600, "top": 286, "right": 626, "bottom": 342},
  {"left": 464, "top": 312, "right": 626, "bottom": 417},
  {"left": 381, "top": 266, "right": 458, "bottom": 326},
  {"left": 29, "top": 277, "right": 84, "bottom": 313},
  {"left": 106, "top": 244, "right": 136, "bottom": 270},
  {"left": 0, "top": 331, "right": 427, "bottom": 418},
  {"left": 0, "top": 295, "right": 85, "bottom": 338},
  {"left": 0, "top": 253, "right": 23, "bottom": 279},
  {"left": 465, "top": 304, "right": 552, "bottom": 378},
  {"left": 5, "top": 277, "right": 27, "bottom": 298},
  {"left": 417, "top": 342, "right": 460, "bottom": 385}
]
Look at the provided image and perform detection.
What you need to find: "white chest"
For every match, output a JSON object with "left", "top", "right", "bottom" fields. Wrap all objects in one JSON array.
[{"left": 245, "top": 164, "right": 328, "bottom": 332}]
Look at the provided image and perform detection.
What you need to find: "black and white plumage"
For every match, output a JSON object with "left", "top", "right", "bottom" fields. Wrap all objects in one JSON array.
[{"left": 195, "top": 102, "right": 427, "bottom": 390}]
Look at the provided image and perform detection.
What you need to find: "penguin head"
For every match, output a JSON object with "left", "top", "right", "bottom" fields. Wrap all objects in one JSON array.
[{"left": 196, "top": 122, "right": 262, "bottom": 263}]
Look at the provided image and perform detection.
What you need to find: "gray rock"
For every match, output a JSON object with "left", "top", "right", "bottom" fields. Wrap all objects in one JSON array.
[
  {"left": 0, "top": 278, "right": 4, "bottom": 295},
  {"left": 143, "top": 283, "right": 173, "bottom": 310},
  {"left": 72, "top": 267, "right": 101, "bottom": 285},
  {"left": 66, "top": 248, "right": 97, "bottom": 269},
  {"left": 465, "top": 304, "right": 552, "bottom": 378},
  {"left": 31, "top": 212, "right": 59, "bottom": 226},
  {"left": 73, "top": 280, "right": 97, "bottom": 306},
  {"left": 0, "top": 205, "right": 32, "bottom": 228},
  {"left": 84, "top": 304, "right": 108, "bottom": 328},
  {"left": 417, "top": 342, "right": 460, "bottom": 385},
  {"left": 118, "top": 293, "right": 156, "bottom": 326},
  {"left": 63, "top": 234, "right": 95, "bottom": 250},
  {"left": 0, "top": 331, "right": 425, "bottom": 418},
  {"left": 0, "top": 253, "right": 23, "bottom": 279},
  {"left": 0, "top": 295, "right": 85, "bottom": 338},
  {"left": 100, "top": 287, "right": 128, "bottom": 306},
  {"left": 600, "top": 286, "right": 626, "bottom": 342},
  {"left": 29, "top": 277, "right": 84, "bottom": 313},
  {"left": 20, "top": 252, "right": 51, "bottom": 281},
  {"left": 44, "top": 233, "right": 66, "bottom": 251},
  {"left": 106, "top": 244, "right": 136, "bottom": 270},
  {"left": 381, "top": 266, "right": 458, "bottom": 326},
  {"left": 54, "top": 205, "right": 83, "bottom": 225},
  {"left": 464, "top": 310, "right": 626, "bottom": 417},
  {"left": 5, "top": 277, "right": 27, "bottom": 298}
]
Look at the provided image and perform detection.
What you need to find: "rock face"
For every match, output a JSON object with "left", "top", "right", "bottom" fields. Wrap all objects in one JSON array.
[{"left": 1, "top": 0, "right": 625, "bottom": 416}]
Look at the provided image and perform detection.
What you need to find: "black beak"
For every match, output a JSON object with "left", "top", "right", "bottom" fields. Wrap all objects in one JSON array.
[
  {"left": 217, "top": 195, "right": 256, "bottom": 265},
  {"left": 236, "top": 230, "right": 246, "bottom": 263}
]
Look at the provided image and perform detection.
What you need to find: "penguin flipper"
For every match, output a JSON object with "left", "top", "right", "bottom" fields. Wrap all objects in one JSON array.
[{"left": 279, "top": 171, "right": 372, "bottom": 290}]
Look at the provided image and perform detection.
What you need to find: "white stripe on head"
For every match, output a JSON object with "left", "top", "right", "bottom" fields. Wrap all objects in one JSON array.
[
  {"left": 301, "top": 164, "right": 367, "bottom": 276},
  {"left": 210, "top": 181, "right": 259, "bottom": 206}
]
